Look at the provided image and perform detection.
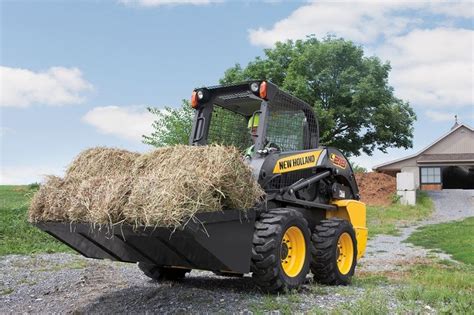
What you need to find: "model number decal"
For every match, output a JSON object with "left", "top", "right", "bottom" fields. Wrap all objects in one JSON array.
[
  {"left": 330, "top": 153, "right": 347, "bottom": 169},
  {"left": 273, "top": 151, "right": 322, "bottom": 174}
]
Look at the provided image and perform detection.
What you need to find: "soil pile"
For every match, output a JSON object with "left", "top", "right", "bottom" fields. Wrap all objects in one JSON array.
[{"left": 355, "top": 172, "right": 396, "bottom": 206}]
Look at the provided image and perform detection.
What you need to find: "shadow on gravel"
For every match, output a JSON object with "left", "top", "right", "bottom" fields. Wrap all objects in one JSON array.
[{"left": 77, "top": 275, "right": 261, "bottom": 313}]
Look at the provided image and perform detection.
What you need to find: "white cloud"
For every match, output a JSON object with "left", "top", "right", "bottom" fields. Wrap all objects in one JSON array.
[
  {"left": 0, "top": 165, "right": 64, "bottom": 185},
  {"left": 119, "top": 0, "right": 219, "bottom": 7},
  {"left": 248, "top": 2, "right": 423, "bottom": 47},
  {"left": 429, "top": 1, "right": 474, "bottom": 18},
  {"left": 82, "top": 106, "right": 155, "bottom": 142},
  {"left": 0, "top": 66, "right": 93, "bottom": 108},
  {"left": 425, "top": 110, "right": 457, "bottom": 122},
  {"left": 378, "top": 28, "right": 473, "bottom": 108},
  {"left": 247, "top": 2, "right": 473, "bottom": 109}
]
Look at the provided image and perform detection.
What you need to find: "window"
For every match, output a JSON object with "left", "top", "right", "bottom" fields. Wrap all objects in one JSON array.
[
  {"left": 208, "top": 106, "right": 252, "bottom": 152},
  {"left": 266, "top": 109, "right": 306, "bottom": 152},
  {"left": 421, "top": 167, "right": 441, "bottom": 184}
]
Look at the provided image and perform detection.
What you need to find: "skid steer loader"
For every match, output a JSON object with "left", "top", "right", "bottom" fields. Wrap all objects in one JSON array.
[{"left": 35, "top": 81, "right": 367, "bottom": 292}]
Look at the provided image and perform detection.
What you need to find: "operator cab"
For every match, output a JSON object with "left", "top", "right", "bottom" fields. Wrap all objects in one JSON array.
[{"left": 189, "top": 81, "right": 319, "bottom": 159}]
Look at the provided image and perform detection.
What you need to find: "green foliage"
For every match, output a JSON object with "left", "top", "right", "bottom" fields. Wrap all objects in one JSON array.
[
  {"left": 142, "top": 100, "right": 194, "bottom": 147},
  {"left": 221, "top": 36, "right": 416, "bottom": 157},
  {"left": 28, "top": 182, "right": 40, "bottom": 189},
  {"left": 351, "top": 163, "right": 367, "bottom": 174},
  {"left": 397, "top": 263, "right": 474, "bottom": 314},
  {"left": 407, "top": 217, "right": 474, "bottom": 265},
  {"left": 367, "top": 191, "right": 433, "bottom": 237},
  {"left": 390, "top": 192, "right": 401, "bottom": 204},
  {"left": 0, "top": 185, "right": 71, "bottom": 255}
]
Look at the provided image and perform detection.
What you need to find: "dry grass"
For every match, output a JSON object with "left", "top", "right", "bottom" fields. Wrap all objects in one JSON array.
[
  {"left": 29, "top": 145, "right": 264, "bottom": 228},
  {"left": 65, "top": 147, "right": 139, "bottom": 180},
  {"left": 29, "top": 176, "right": 75, "bottom": 222}
]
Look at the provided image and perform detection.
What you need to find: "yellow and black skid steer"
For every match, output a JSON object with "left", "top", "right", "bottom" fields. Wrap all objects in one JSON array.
[{"left": 36, "top": 81, "right": 368, "bottom": 292}]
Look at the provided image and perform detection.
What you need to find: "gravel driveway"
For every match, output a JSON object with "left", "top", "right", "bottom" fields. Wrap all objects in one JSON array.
[
  {"left": 1, "top": 190, "right": 473, "bottom": 313},
  {"left": 361, "top": 189, "right": 474, "bottom": 272}
]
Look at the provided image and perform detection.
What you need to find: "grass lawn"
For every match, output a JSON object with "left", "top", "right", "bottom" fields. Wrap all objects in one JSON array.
[
  {"left": 407, "top": 217, "right": 474, "bottom": 265},
  {"left": 0, "top": 185, "right": 71, "bottom": 255},
  {"left": 397, "top": 262, "right": 474, "bottom": 314},
  {"left": 367, "top": 191, "right": 433, "bottom": 237}
]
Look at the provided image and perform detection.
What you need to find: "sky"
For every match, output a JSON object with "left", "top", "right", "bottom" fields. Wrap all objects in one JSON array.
[{"left": 1, "top": 0, "right": 473, "bottom": 184}]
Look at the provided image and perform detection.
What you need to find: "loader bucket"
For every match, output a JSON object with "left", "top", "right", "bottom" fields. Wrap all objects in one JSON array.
[{"left": 35, "top": 210, "right": 256, "bottom": 274}]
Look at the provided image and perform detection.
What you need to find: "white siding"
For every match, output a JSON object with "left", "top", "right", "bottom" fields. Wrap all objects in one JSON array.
[{"left": 424, "top": 126, "right": 474, "bottom": 154}]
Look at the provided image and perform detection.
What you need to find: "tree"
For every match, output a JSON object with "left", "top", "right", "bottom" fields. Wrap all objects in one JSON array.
[
  {"left": 221, "top": 36, "right": 416, "bottom": 156},
  {"left": 142, "top": 100, "right": 193, "bottom": 147},
  {"left": 144, "top": 36, "right": 416, "bottom": 156}
]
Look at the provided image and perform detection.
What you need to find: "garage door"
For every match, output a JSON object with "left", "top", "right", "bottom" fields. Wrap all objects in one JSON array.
[{"left": 442, "top": 166, "right": 474, "bottom": 189}]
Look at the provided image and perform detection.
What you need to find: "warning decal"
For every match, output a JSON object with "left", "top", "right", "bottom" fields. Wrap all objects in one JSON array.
[{"left": 330, "top": 153, "right": 347, "bottom": 169}]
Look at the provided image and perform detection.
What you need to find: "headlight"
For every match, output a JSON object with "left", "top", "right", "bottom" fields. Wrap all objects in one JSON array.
[{"left": 250, "top": 82, "right": 259, "bottom": 93}]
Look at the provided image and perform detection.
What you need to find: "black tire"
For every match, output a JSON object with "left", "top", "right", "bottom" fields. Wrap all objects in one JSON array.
[
  {"left": 138, "top": 262, "right": 190, "bottom": 281},
  {"left": 311, "top": 218, "right": 357, "bottom": 285},
  {"left": 251, "top": 209, "right": 312, "bottom": 293}
]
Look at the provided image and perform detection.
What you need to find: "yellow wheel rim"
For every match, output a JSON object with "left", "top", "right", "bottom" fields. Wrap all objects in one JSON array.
[
  {"left": 336, "top": 232, "right": 354, "bottom": 275},
  {"left": 280, "top": 226, "right": 306, "bottom": 277}
]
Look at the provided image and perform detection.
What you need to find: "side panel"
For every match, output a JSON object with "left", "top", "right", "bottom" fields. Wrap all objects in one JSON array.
[
  {"left": 322, "top": 148, "right": 360, "bottom": 200},
  {"left": 259, "top": 148, "right": 326, "bottom": 191},
  {"left": 326, "top": 200, "right": 368, "bottom": 259}
]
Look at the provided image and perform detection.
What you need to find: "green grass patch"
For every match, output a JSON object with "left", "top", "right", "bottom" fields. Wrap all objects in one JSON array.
[
  {"left": 331, "top": 289, "right": 389, "bottom": 315},
  {"left": 352, "top": 273, "right": 389, "bottom": 288},
  {"left": 1, "top": 288, "right": 14, "bottom": 296},
  {"left": 406, "top": 217, "right": 474, "bottom": 265},
  {"left": 249, "top": 293, "right": 298, "bottom": 314},
  {"left": 367, "top": 191, "right": 433, "bottom": 237},
  {"left": 397, "top": 263, "right": 474, "bottom": 314},
  {"left": 0, "top": 185, "right": 71, "bottom": 255}
]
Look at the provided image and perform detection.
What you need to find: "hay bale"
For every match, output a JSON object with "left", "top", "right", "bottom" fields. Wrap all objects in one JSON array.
[
  {"left": 28, "top": 176, "right": 76, "bottom": 222},
  {"left": 29, "top": 145, "right": 265, "bottom": 228},
  {"left": 72, "top": 175, "right": 132, "bottom": 225},
  {"left": 124, "top": 145, "right": 264, "bottom": 228},
  {"left": 65, "top": 147, "right": 139, "bottom": 180},
  {"left": 123, "top": 173, "right": 223, "bottom": 227}
]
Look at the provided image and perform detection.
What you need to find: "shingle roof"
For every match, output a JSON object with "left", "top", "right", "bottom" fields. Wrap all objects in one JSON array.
[{"left": 417, "top": 153, "right": 474, "bottom": 163}]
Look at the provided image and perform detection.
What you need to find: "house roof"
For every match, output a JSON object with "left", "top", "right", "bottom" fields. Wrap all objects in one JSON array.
[
  {"left": 417, "top": 153, "right": 474, "bottom": 163},
  {"left": 373, "top": 123, "right": 474, "bottom": 170}
]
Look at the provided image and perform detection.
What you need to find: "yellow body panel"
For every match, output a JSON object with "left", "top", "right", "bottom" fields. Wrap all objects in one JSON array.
[
  {"left": 273, "top": 150, "right": 322, "bottom": 174},
  {"left": 327, "top": 200, "right": 368, "bottom": 260}
]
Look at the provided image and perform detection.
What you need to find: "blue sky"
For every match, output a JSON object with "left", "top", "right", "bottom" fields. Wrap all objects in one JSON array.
[{"left": 1, "top": 0, "right": 473, "bottom": 184}]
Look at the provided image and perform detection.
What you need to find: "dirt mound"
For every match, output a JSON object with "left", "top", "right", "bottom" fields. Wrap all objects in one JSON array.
[
  {"left": 355, "top": 172, "right": 396, "bottom": 206},
  {"left": 29, "top": 145, "right": 265, "bottom": 228}
]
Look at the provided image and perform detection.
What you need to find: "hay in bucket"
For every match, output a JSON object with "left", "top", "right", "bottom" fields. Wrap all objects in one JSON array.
[
  {"left": 65, "top": 147, "right": 139, "bottom": 180},
  {"left": 29, "top": 176, "right": 77, "bottom": 222},
  {"left": 71, "top": 175, "right": 133, "bottom": 225},
  {"left": 29, "top": 145, "right": 265, "bottom": 228},
  {"left": 125, "top": 145, "right": 265, "bottom": 228}
]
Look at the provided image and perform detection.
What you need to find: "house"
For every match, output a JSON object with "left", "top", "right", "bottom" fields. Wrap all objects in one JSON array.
[{"left": 373, "top": 119, "right": 474, "bottom": 190}]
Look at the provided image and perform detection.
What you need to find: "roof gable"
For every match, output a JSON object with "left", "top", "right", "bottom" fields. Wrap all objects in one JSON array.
[{"left": 373, "top": 123, "right": 474, "bottom": 170}]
